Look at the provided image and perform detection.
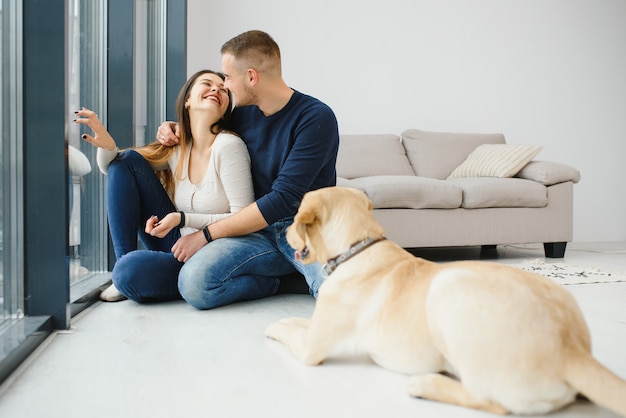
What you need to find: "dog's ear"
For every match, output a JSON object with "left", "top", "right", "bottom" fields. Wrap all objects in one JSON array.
[
  {"left": 287, "top": 192, "right": 325, "bottom": 263},
  {"left": 295, "top": 193, "right": 322, "bottom": 226},
  {"left": 290, "top": 192, "right": 322, "bottom": 248},
  {"left": 293, "top": 221, "right": 308, "bottom": 247}
]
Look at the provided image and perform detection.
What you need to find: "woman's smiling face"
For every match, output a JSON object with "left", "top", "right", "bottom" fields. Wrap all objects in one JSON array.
[{"left": 186, "top": 72, "right": 230, "bottom": 117}]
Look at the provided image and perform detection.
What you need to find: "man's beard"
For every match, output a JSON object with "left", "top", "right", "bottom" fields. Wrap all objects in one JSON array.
[{"left": 233, "top": 85, "right": 257, "bottom": 108}]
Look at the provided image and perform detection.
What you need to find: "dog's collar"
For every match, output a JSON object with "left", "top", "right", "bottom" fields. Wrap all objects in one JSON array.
[{"left": 322, "top": 236, "right": 386, "bottom": 277}]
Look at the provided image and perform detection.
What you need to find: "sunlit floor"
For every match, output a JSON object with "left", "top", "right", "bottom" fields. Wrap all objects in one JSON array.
[{"left": 0, "top": 242, "right": 625, "bottom": 418}]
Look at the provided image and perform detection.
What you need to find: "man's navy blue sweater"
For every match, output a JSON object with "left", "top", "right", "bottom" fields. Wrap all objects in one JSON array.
[{"left": 228, "top": 90, "right": 339, "bottom": 225}]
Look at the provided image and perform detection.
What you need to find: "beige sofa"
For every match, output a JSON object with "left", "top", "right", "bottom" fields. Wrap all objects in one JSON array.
[{"left": 335, "top": 129, "right": 581, "bottom": 258}]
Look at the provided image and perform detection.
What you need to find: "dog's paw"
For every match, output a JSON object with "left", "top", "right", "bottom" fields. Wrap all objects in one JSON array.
[
  {"left": 265, "top": 317, "right": 311, "bottom": 343},
  {"left": 265, "top": 321, "right": 284, "bottom": 341},
  {"left": 406, "top": 374, "right": 441, "bottom": 398}
]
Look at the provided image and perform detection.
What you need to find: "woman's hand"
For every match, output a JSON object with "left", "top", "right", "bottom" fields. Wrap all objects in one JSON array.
[
  {"left": 156, "top": 121, "right": 181, "bottom": 146},
  {"left": 145, "top": 213, "right": 180, "bottom": 238},
  {"left": 74, "top": 107, "right": 117, "bottom": 151}
]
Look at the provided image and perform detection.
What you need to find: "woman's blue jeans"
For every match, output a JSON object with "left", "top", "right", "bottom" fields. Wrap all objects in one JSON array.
[
  {"left": 107, "top": 150, "right": 183, "bottom": 302},
  {"left": 178, "top": 217, "right": 325, "bottom": 310}
]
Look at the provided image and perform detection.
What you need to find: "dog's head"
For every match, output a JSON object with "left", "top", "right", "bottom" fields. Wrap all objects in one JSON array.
[{"left": 287, "top": 187, "right": 385, "bottom": 264}]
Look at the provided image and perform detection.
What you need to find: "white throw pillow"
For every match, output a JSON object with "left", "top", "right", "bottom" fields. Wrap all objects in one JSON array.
[{"left": 447, "top": 144, "right": 542, "bottom": 179}]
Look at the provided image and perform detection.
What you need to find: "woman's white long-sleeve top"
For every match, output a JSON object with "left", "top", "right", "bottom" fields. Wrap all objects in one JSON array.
[{"left": 96, "top": 132, "right": 255, "bottom": 236}]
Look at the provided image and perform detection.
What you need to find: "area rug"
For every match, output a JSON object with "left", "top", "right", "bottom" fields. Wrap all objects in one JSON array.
[{"left": 511, "top": 259, "right": 626, "bottom": 285}]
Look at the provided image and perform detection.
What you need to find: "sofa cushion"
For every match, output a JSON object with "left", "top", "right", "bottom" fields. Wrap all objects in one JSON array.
[
  {"left": 447, "top": 144, "right": 542, "bottom": 179},
  {"left": 337, "top": 134, "right": 415, "bottom": 179},
  {"left": 516, "top": 161, "right": 581, "bottom": 186},
  {"left": 401, "top": 129, "right": 506, "bottom": 180},
  {"left": 448, "top": 178, "right": 548, "bottom": 208},
  {"left": 339, "top": 176, "right": 462, "bottom": 209}
]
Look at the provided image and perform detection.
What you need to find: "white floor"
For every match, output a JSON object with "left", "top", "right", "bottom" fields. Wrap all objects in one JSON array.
[{"left": 0, "top": 242, "right": 625, "bottom": 418}]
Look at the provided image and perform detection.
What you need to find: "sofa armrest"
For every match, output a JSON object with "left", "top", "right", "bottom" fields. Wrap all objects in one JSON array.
[{"left": 516, "top": 161, "right": 581, "bottom": 186}]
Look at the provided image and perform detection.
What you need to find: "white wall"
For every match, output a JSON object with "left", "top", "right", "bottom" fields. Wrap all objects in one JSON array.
[{"left": 187, "top": 0, "right": 626, "bottom": 243}]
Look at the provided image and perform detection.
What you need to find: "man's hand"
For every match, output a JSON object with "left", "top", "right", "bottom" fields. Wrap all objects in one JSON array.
[
  {"left": 156, "top": 121, "right": 181, "bottom": 146},
  {"left": 171, "top": 230, "right": 208, "bottom": 263}
]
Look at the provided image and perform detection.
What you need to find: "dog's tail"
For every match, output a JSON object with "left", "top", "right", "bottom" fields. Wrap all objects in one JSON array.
[{"left": 564, "top": 346, "right": 626, "bottom": 417}]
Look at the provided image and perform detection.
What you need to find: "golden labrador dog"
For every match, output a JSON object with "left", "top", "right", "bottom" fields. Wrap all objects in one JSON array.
[{"left": 266, "top": 186, "right": 626, "bottom": 416}]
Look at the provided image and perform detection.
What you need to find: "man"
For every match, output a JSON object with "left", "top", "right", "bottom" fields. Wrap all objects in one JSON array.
[{"left": 157, "top": 30, "right": 339, "bottom": 309}]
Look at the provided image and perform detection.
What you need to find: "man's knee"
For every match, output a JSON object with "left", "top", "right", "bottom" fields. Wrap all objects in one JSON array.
[{"left": 178, "top": 262, "right": 220, "bottom": 310}]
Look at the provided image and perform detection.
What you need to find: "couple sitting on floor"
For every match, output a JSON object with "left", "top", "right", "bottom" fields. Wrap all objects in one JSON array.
[{"left": 75, "top": 29, "right": 339, "bottom": 309}]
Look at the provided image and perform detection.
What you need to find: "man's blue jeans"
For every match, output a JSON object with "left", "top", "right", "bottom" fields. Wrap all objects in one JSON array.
[
  {"left": 178, "top": 217, "right": 325, "bottom": 310},
  {"left": 107, "top": 150, "right": 183, "bottom": 302}
]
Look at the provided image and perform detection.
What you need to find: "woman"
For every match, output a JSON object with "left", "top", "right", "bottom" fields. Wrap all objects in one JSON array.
[{"left": 74, "top": 70, "right": 254, "bottom": 302}]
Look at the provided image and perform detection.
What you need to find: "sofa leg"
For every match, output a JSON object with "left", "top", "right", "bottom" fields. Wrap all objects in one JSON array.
[
  {"left": 480, "top": 245, "right": 498, "bottom": 259},
  {"left": 544, "top": 242, "right": 567, "bottom": 258}
]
